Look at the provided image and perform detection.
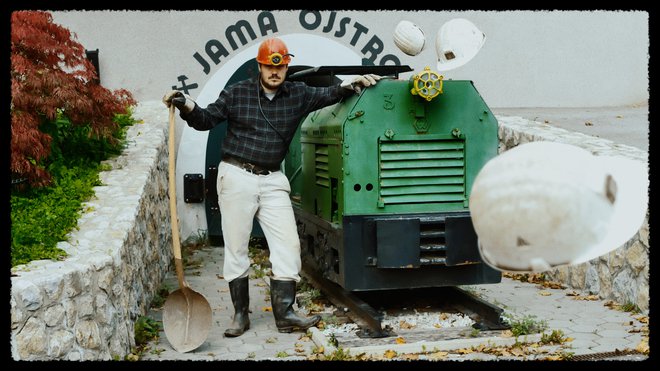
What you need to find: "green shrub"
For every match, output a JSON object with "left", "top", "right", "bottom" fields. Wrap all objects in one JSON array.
[{"left": 10, "top": 111, "right": 136, "bottom": 267}]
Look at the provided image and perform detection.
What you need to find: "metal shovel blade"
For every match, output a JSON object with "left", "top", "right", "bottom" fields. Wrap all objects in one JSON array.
[
  {"left": 162, "top": 105, "right": 213, "bottom": 353},
  {"left": 162, "top": 287, "right": 213, "bottom": 353}
]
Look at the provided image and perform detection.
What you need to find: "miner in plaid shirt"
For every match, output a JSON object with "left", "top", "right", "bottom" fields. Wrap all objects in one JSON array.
[{"left": 164, "top": 37, "right": 380, "bottom": 338}]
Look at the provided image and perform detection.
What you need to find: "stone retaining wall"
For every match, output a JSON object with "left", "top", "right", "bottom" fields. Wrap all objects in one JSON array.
[
  {"left": 10, "top": 101, "right": 173, "bottom": 360},
  {"left": 9, "top": 103, "right": 649, "bottom": 360}
]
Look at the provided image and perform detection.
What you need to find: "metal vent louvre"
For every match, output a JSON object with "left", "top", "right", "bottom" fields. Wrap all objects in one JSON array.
[
  {"left": 315, "top": 145, "right": 330, "bottom": 187},
  {"left": 379, "top": 139, "right": 466, "bottom": 205},
  {"left": 419, "top": 216, "right": 447, "bottom": 265}
]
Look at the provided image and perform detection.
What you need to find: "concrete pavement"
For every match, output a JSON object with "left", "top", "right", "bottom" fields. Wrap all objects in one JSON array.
[{"left": 140, "top": 245, "right": 649, "bottom": 362}]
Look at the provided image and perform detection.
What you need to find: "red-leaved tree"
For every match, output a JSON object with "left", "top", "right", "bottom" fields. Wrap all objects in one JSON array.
[{"left": 11, "top": 10, "right": 136, "bottom": 187}]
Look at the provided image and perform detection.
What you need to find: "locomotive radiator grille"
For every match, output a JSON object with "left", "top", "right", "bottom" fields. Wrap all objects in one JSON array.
[
  {"left": 379, "top": 139, "right": 466, "bottom": 205},
  {"left": 315, "top": 145, "right": 330, "bottom": 188}
]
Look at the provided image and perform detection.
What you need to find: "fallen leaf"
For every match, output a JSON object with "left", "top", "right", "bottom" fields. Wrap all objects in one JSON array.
[
  {"left": 395, "top": 337, "right": 406, "bottom": 344},
  {"left": 428, "top": 351, "right": 448, "bottom": 360},
  {"left": 571, "top": 294, "right": 599, "bottom": 301},
  {"left": 510, "top": 347, "right": 526, "bottom": 356},
  {"left": 604, "top": 300, "right": 617, "bottom": 308},
  {"left": 576, "top": 295, "right": 597, "bottom": 301},
  {"left": 500, "top": 330, "right": 513, "bottom": 338},
  {"left": 399, "top": 320, "right": 415, "bottom": 329},
  {"left": 262, "top": 306, "right": 272, "bottom": 312},
  {"left": 543, "top": 355, "right": 563, "bottom": 361},
  {"left": 539, "top": 291, "right": 552, "bottom": 296},
  {"left": 383, "top": 350, "right": 397, "bottom": 359},
  {"left": 636, "top": 339, "right": 650, "bottom": 354},
  {"left": 400, "top": 354, "right": 419, "bottom": 360},
  {"left": 540, "top": 281, "right": 566, "bottom": 289}
]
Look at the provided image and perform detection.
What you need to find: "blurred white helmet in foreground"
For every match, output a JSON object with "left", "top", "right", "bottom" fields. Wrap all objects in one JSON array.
[
  {"left": 436, "top": 18, "right": 486, "bottom": 71},
  {"left": 469, "top": 141, "right": 648, "bottom": 272},
  {"left": 393, "top": 20, "right": 426, "bottom": 56}
]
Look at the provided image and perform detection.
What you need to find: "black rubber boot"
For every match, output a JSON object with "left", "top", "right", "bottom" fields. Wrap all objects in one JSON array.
[
  {"left": 224, "top": 276, "right": 250, "bottom": 337},
  {"left": 270, "top": 278, "right": 321, "bottom": 333}
]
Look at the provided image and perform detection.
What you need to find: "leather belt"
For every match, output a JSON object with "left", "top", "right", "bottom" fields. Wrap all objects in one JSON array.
[{"left": 222, "top": 155, "right": 278, "bottom": 175}]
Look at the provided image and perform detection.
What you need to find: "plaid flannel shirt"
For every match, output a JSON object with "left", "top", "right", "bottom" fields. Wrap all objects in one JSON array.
[{"left": 181, "top": 77, "right": 352, "bottom": 169}]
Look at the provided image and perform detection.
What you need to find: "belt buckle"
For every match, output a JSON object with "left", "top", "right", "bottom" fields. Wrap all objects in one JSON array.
[{"left": 243, "top": 162, "right": 256, "bottom": 174}]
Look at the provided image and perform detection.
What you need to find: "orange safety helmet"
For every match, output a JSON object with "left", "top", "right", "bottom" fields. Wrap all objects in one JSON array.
[{"left": 256, "top": 37, "right": 294, "bottom": 66}]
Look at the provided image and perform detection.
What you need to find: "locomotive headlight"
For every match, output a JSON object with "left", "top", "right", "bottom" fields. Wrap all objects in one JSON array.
[{"left": 409, "top": 66, "right": 443, "bottom": 101}]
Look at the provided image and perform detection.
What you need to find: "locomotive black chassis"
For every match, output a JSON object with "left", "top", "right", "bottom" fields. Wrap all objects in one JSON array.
[{"left": 295, "top": 207, "right": 502, "bottom": 292}]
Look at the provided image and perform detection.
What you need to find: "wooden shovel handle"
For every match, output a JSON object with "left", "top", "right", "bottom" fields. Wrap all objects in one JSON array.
[{"left": 168, "top": 105, "right": 186, "bottom": 288}]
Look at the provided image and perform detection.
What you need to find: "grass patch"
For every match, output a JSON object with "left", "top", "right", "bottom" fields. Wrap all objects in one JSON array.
[
  {"left": 11, "top": 162, "right": 102, "bottom": 266},
  {"left": 540, "top": 329, "right": 567, "bottom": 345},
  {"left": 125, "top": 315, "right": 162, "bottom": 360},
  {"left": 150, "top": 284, "right": 171, "bottom": 309},
  {"left": 505, "top": 314, "right": 548, "bottom": 336},
  {"left": 619, "top": 301, "right": 641, "bottom": 314}
]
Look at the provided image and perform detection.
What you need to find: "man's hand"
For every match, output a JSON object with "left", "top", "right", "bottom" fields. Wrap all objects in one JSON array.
[
  {"left": 341, "top": 74, "right": 382, "bottom": 94},
  {"left": 162, "top": 90, "right": 195, "bottom": 114}
]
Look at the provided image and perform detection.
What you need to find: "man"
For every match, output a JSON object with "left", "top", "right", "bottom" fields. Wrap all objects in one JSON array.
[{"left": 163, "top": 37, "right": 380, "bottom": 337}]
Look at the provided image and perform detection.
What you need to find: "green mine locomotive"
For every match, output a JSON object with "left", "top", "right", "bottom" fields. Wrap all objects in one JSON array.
[{"left": 285, "top": 65, "right": 501, "bottom": 291}]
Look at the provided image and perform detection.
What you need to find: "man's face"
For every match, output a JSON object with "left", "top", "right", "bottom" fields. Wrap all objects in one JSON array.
[{"left": 259, "top": 63, "right": 288, "bottom": 91}]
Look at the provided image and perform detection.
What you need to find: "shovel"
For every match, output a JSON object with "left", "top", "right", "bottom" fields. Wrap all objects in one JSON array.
[{"left": 162, "top": 105, "right": 212, "bottom": 353}]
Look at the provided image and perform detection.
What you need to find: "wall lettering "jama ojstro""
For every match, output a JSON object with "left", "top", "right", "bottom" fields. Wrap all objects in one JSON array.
[{"left": 172, "top": 10, "right": 401, "bottom": 94}]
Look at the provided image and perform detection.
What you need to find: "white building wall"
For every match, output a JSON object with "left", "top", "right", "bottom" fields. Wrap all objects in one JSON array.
[{"left": 49, "top": 10, "right": 648, "bottom": 108}]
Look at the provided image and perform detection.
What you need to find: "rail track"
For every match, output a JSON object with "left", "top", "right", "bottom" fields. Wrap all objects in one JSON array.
[{"left": 301, "top": 265, "right": 510, "bottom": 339}]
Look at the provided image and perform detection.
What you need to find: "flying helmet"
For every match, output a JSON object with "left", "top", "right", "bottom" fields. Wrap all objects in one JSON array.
[
  {"left": 393, "top": 20, "right": 426, "bottom": 56},
  {"left": 256, "top": 37, "right": 294, "bottom": 66},
  {"left": 435, "top": 18, "right": 486, "bottom": 71},
  {"left": 469, "top": 141, "right": 648, "bottom": 272}
]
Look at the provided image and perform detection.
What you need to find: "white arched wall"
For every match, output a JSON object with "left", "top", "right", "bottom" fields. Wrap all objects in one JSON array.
[{"left": 175, "top": 34, "right": 362, "bottom": 241}]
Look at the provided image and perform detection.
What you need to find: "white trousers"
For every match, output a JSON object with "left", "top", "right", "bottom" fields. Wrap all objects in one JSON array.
[{"left": 217, "top": 161, "right": 301, "bottom": 283}]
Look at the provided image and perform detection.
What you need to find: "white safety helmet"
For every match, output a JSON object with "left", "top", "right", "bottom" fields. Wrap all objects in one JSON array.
[
  {"left": 393, "top": 20, "right": 426, "bottom": 56},
  {"left": 436, "top": 18, "right": 486, "bottom": 71},
  {"left": 469, "top": 141, "right": 648, "bottom": 272}
]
